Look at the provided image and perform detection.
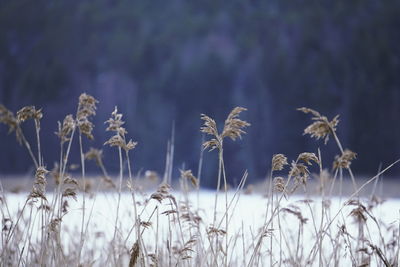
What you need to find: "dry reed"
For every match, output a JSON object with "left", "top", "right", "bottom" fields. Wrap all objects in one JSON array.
[{"left": 0, "top": 101, "right": 399, "bottom": 267}]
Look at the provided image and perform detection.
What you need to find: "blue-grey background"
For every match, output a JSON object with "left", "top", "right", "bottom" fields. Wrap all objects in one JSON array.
[{"left": 1, "top": 0, "right": 399, "bottom": 187}]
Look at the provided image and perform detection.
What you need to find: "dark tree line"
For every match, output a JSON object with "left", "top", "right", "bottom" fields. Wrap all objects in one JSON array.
[{"left": 1, "top": 0, "right": 399, "bottom": 186}]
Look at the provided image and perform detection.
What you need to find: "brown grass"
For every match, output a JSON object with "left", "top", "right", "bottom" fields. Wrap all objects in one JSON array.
[{"left": 0, "top": 98, "right": 399, "bottom": 266}]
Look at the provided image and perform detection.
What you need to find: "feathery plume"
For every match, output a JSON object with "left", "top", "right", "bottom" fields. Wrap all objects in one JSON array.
[
  {"left": 63, "top": 175, "right": 78, "bottom": 186},
  {"left": 201, "top": 106, "right": 250, "bottom": 151},
  {"left": 281, "top": 207, "right": 308, "bottom": 224},
  {"left": 298, "top": 107, "right": 339, "bottom": 144},
  {"left": 85, "top": 147, "right": 103, "bottom": 166},
  {"left": 0, "top": 104, "right": 18, "bottom": 134},
  {"left": 104, "top": 134, "right": 125, "bottom": 148},
  {"left": 273, "top": 176, "right": 286, "bottom": 192},
  {"left": 0, "top": 105, "right": 24, "bottom": 144},
  {"left": 77, "top": 93, "right": 98, "bottom": 140},
  {"left": 221, "top": 107, "right": 251, "bottom": 141},
  {"left": 200, "top": 114, "right": 221, "bottom": 151},
  {"left": 17, "top": 106, "right": 42, "bottom": 123},
  {"left": 105, "top": 107, "right": 127, "bottom": 136},
  {"left": 62, "top": 188, "right": 77, "bottom": 201},
  {"left": 55, "top": 114, "right": 75, "bottom": 144},
  {"left": 104, "top": 107, "right": 137, "bottom": 151},
  {"left": 207, "top": 226, "right": 227, "bottom": 236},
  {"left": 49, "top": 218, "right": 61, "bottom": 232},
  {"left": 289, "top": 161, "right": 310, "bottom": 186},
  {"left": 333, "top": 149, "right": 357, "bottom": 169},
  {"left": 180, "top": 169, "right": 198, "bottom": 187},
  {"left": 29, "top": 166, "right": 49, "bottom": 201},
  {"left": 129, "top": 241, "right": 140, "bottom": 267},
  {"left": 272, "top": 154, "right": 288, "bottom": 171},
  {"left": 297, "top": 152, "right": 319, "bottom": 165},
  {"left": 77, "top": 93, "right": 98, "bottom": 119},
  {"left": 125, "top": 139, "right": 138, "bottom": 151},
  {"left": 347, "top": 200, "right": 368, "bottom": 223}
]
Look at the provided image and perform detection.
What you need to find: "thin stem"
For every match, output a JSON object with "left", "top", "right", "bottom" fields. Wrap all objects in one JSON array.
[
  {"left": 271, "top": 172, "right": 275, "bottom": 266},
  {"left": 331, "top": 129, "right": 358, "bottom": 194},
  {"left": 396, "top": 210, "right": 400, "bottom": 266},
  {"left": 212, "top": 146, "right": 223, "bottom": 266},
  {"left": 125, "top": 149, "right": 138, "bottom": 242},
  {"left": 307, "top": 159, "right": 400, "bottom": 261},
  {"left": 318, "top": 148, "right": 324, "bottom": 267},
  {"left": 220, "top": 151, "right": 229, "bottom": 267},
  {"left": 213, "top": 149, "right": 223, "bottom": 226},
  {"left": 6, "top": 199, "right": 29, "bottom": 243},
  {"left": 34, "top": 119, "right": 42, "bottom": 167},
  {"left": 248, "top": 159, "right": 300, "bottom": 267},
  {"left": 78, "top": 133, "right": 86, "bottom": 264},
  {"left": 17, "top": 126, "right": 38, "bottom": 168},
  {"left": 197, "top": 135, "right": 204, "bottom": 210},
  {"left": 113, "top": 146, "right": 123, "bottom": 264}
]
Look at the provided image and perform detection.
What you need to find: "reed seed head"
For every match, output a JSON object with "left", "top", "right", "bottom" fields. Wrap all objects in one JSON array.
[
  {"left": 16, "top": 106, "right": 42, "bottom": 123},
  {"left": 180, "top": 169, "right": 198, "bottom": 187},
  {"left": 348, "top": 200, "right": 368, "bottom": 223},
  {"left": 273, "top": 176, "right": 286, "bottom": 192},
  {"left": 0, "top": 104, "right": 18, "bottom": 134},
  {"left": 162, "top": 209, "right": 178, "bottom": 216},
  {"left": 129, "top": 241, "right": 140, "bottom": 267},
  {"left": 104, "top": 134, "right": 137, "bottom": 152},
  {"left": 200, "top": 107, "right": 250, "bottom": 151},
  {"left": 200, "top": 114, "right": 221, "bottom": 151},
  {"left": 104, "top": 107, "right": 137, "bottom": 151},
  {"left": 139, "top": 220, "right": 152, "bottom": 229},
  {"left": 272, "top": 154, "right": 288, "bottom": 171},
  {"left": 0, "top": 105, "right": 23, "bottom": 144},
  {"left": 297, "top": 152, "right": 319, "bottom": 165},
  {"left": 55, "top": 114, "right": 75, "bottom": 143},
  {"left": 62, "top": 188, "right": 77, "bottom": 201},
  {"left": 104, "top": 134, "right": 124, "bottom": 148},
  {"left": 49, "top": 218, "right": 61, "bottom": 232},
  {"left": 289, "top": 161, "right": 310, "bottom": 185},
  {"left": 200, "top": 114, "right": 218, "bottom": 137},
  {"left": 207, "top": 226, "right": 227, "bottom": 236},
  {"left": 202, "top": 138, "right": 221, "bottom": 152},
  {"left": 298, "top": 107, "right": 339, "bottom": 144},
  {"left": 333, "top": 149, "right": 357, "bottom": 169},
  {"left": 29, "top": 166, "right": 49, "bottom": 201},
  {"left": 77, "top": 93, "right": 98, "bottom": 120},
  {"left": 125, "top": 139, "right": 138, "bottom": 151},
  {"left": 77, "top": 118, "right": 94, "bottom": 140},
  {"left": 150, "top": 183, "right": 172, "bottom": 202},
  {"left": 221, "top": 107, "right": 250, "bottom": 141},
  {"left": 34, "top": 166, "right": 48, "bottom": 187},
  {"left": 62, "top": 200, "right": 69, "bottom": 213},
  {"left": 281, "top": 207, "right": 308, "bottom": 224},
  {"left": 77, "top": 93, "right": 98, "bottom": 140},
  {"left": 105, "top": 106, "right": 127, "bottom": 136},
  {"left": 29, "top": 188, "right": 47, "bottom": 201},
  {"left": 85, "top": 147, "right": 103, "bottom": 166},
  {"left": 63, "top": 175, "right": 78, "bottom": 186},
  {"left": 148, "top": 253, "right": 158, "bottom": 266}
]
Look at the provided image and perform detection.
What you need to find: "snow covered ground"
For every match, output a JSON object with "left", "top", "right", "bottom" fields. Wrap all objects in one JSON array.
[{"left": 2, "top": 190, "right": 400, "bottom": 266}]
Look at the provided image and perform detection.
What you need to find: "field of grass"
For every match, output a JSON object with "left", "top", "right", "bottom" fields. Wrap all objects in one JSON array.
[{"left": 1, "top": 94, "right": 399, "bottom": 266}]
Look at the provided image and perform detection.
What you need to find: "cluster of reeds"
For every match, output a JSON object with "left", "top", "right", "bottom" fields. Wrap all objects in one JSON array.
[{"left": 0, "top": 97, "right": 399, "bottom": 267}]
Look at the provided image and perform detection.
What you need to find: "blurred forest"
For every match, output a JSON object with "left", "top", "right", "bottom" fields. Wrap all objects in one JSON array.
[{"left": 1, "top": 0, "right": 400, "bottom": 187}]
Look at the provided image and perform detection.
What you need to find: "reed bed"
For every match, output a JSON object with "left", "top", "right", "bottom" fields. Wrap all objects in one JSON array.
[{"left": 0, "top": 95, "right": 399, "bottom": 266}]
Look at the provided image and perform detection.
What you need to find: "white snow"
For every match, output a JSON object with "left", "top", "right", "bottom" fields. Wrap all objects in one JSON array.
[{"left": 1, "top": 190, "right": 399, "bottom": 266}]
